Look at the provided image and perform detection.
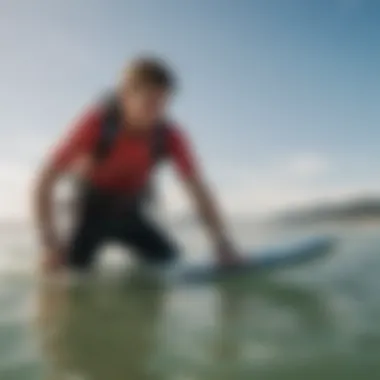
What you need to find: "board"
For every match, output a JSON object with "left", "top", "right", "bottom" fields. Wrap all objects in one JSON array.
[{"left": 176, "top": 235, "right": 336, "bottom": 283}]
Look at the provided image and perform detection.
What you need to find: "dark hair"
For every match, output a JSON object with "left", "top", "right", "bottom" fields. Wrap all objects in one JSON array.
[{"left": 124, "top": 56, "right": 176, "bottom": 91}]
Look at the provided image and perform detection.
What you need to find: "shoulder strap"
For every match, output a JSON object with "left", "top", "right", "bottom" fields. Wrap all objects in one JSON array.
[
  {"left": 141, "top": 123, "right": 170, "bottom": 203},
  {"left": 151, "top": 122, "right": 169, "bottom": 165},
  {"left": 93, "top": 91, "right": 170, "bottom": 167},
  {"left": 93, "top": 93, "right": 122, "bottom": 162}
]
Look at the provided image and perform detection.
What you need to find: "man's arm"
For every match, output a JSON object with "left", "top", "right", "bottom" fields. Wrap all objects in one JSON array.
[
  {"left": 33, "top": 108, "right": 100, "bottom": 272},
  {"left": 183, "top": 174, "right": 238, "bottom": 263},
  {"left": 167, "top": 126, "right": 239, "bottom": 264},
  {"left": 34, "top": 164, "right": 61, "bottom": 253}
]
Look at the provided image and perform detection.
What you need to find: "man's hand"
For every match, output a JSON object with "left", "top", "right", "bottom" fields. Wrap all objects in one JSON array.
[
  {"left": 34, "top": 164, "right": 65, "bottom": 275},
  {"left": 183, "top": 175, "right": 242, "bottom": 268}
]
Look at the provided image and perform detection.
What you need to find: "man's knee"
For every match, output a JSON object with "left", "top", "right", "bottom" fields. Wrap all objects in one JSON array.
[
  {"left": 141, "top": 238, "right": 179, "bottom": 265},
  {"left": 66, "top": 224, "right": 101, "bottom": 271},
  {"left": 158, "top": 245, "right": 179, "bottom": 264}
]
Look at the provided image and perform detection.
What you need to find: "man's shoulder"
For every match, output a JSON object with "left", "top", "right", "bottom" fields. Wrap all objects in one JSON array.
[
  {"left": 162, "top": 119, "right": 186, "bottom": 139},
  {"left": 160, "top": 120, "right": 194, "bottom": 157},
  {"left": 72, "top": 105, "right": 104, "bottom": 131}
]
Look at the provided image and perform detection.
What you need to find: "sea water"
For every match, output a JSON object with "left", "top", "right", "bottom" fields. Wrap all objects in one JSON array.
[{"left": 0, "top": 220, "right": 379, "bottom": 380}]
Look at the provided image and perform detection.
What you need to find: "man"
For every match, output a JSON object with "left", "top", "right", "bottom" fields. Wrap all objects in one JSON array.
[{"left": 34, "top": 56, "right": 239, "bottom": 273}]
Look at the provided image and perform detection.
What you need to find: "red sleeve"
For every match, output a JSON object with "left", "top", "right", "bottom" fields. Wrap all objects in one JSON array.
[
  {"left": 166, "top": 125, "right": 200, "bottom": 179},
  {"left": 49, "top": 107, "right": 102, "bottom": 171}
]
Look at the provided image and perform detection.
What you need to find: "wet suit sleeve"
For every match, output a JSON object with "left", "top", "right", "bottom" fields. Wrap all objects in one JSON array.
[
  {"left": 49, "top": 107, "right": 101, "bottom": 172},
  {"left": 166, "top": 126, "right": 200, "bottom": 179}
]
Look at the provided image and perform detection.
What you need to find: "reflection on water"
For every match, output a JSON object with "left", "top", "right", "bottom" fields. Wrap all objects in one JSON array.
[
  {"left": 37, "top": 279, "right": 168, "bottom": 380},
  {"left": 37, "top": 278, "right": 332, "bottom": 380},
  {"left": 35, "top": 276, "right": 378, "bottom": 378},
  {"left": 1, "top": 224, "right": 380, "bottom": 379}
]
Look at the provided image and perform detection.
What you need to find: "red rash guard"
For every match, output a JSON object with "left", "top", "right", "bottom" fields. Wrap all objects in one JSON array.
[{"left": 50, "top": 108, "right": 199, "bottom": 195}]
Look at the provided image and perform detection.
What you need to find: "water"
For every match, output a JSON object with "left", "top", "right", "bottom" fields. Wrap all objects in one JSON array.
[{"left": 0, "top": 221, "right": 380, "bottom": 379}]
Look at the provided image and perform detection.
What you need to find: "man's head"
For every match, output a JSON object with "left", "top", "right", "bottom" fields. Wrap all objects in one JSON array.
[{"left": 118, "top": 56, "right": 176, "bottom": 128}]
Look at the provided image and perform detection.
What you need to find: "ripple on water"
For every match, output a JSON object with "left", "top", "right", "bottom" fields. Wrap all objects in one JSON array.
[
  {"left": 1, "top": 225, "right": 380, "bottom": 379},
  {"left": 0, "top": 278, "right": 42, "bottom": 380}
]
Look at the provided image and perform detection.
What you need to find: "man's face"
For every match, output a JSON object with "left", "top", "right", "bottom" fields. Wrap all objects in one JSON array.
[{"left": 121, "top": 84, "right": 170, "bottom": 128}]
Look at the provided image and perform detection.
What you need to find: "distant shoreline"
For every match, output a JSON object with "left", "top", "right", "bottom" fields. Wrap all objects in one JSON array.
[{"left": 271, "top": 197, "right": 380, "bottom": 226}]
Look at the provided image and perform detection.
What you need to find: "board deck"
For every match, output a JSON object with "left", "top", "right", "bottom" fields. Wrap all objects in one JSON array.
[{"left": 177, "top": 235, "right": 336, "bottom": 283}]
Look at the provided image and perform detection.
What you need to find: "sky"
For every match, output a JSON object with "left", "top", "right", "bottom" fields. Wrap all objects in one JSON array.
[{"left": 0, "top": 0, "right": 379, "bottom": 219}]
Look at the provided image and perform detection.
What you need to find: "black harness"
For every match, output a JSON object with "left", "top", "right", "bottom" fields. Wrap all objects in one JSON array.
[{"left": 80, "top": 93, "right": 169, "bottom": 214}]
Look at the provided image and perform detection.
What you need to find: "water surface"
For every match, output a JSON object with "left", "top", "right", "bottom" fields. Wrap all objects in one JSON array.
[{"left": 0, "top": 221, "right": 379, "bottom": 379}]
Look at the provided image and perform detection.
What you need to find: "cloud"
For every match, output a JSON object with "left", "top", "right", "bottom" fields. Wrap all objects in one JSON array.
[
  {"left": 0, "top": 136, "right": 51, "bottom": 219},
  {"left": 283, "top": 153, "right": 329, "bottom": 179},
  {"left": 0, "top": 163, "right": 34, "bottom": 220},
  {"left": 0, "top": 135, "right": 51, "bottom": 164}
]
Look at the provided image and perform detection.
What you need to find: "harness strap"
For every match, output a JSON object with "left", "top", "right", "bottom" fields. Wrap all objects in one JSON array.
[
  {"left": 88, "top": 92, "right": 168, "bottom": 205},
  {"left": 94, "top": 93, "right": 168, "bottom": 165},
  {"left": 93, "top": 93, "right": 121, "bottom": 162}
]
